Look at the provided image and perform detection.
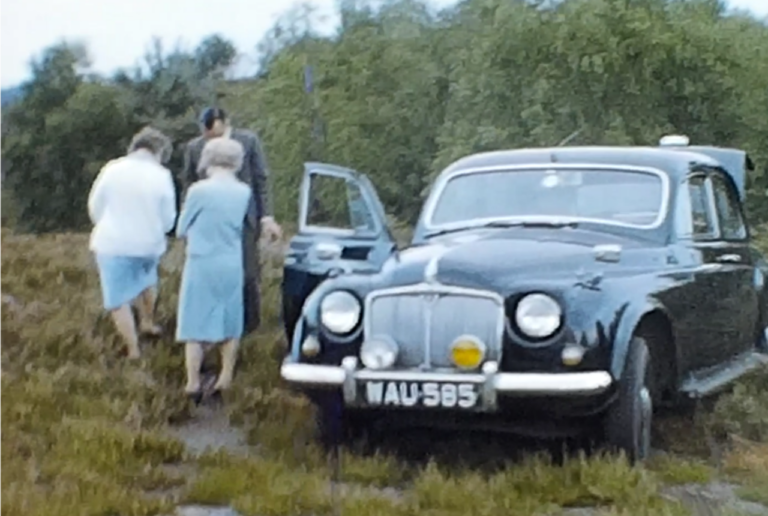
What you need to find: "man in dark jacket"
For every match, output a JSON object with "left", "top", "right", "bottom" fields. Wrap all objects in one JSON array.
[{"left": 181, "top": 107, "right": 282, "bottom": 335}]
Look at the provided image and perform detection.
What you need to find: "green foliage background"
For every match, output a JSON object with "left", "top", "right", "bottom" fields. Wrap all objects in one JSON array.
[{"left": 2, "top": 0, "right": 768, "bottom": 232}]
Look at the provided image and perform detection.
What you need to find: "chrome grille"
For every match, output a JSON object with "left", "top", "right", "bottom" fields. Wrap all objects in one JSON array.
[{"left": 364, "top": 286, "right": 505, "bottom": 369}]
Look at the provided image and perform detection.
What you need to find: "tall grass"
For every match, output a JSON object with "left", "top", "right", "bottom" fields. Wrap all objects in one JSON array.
[{"left": 2, "top": 229, "right": 767, "bottom": 516}]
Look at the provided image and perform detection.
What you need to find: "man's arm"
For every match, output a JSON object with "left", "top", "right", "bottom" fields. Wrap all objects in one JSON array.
[
  {"left": 176, "top": 186, "right": 201, "bottom": 238},
  {"left": 248, "top": 132, "right": 274, "bottom": 219},
  {"left": 244, "top": 191, "right": 259, "bottom": 231},
  {"left": 181, "top": 141, "right": 198, "bottom": 199}
]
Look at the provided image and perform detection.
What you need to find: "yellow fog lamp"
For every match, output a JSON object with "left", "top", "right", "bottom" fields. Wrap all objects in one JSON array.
[{"left": 450, "top": 335, "right": 487, "bottom": 370}]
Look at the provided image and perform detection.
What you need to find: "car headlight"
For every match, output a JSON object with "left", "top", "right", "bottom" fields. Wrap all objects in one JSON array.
[
  {"left": 515, "top": 293, "right": 562, "bottom": 339},
  {"left": 360, "top": 336, "right": 398, "bottom": 370},
  {"left": 320, "top": 291, "right": 361, "bottom": 334}
]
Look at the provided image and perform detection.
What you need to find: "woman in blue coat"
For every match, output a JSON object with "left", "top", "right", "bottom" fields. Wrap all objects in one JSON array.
[{"left": 175, "top": 137, "right": 255, "bottom": 401}]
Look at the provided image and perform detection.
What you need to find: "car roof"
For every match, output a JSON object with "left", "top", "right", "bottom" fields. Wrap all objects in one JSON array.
[{"left": 441, "top": 146, "right": 722, "bottom": 180}]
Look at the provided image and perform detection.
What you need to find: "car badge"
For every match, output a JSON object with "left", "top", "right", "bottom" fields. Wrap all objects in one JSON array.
[
  {"left": 424, "top": 255, "right": 440, "bottom": 284},
  {"left": 422, "top": 292, "right": 440, "bottom": 304}
]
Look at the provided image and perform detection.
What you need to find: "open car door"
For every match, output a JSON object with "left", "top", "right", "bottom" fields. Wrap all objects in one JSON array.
[{"left": 281, "top": 163, "right": 396, "bottom": 341}]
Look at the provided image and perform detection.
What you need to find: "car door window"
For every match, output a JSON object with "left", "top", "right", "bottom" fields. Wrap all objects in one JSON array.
[
  {"left": 710, "top": 172, "right": 748, "bottom": 241},
  {"left": 305, "top": 172, "right": 377, "bottom": 233},
  {"left": 676, "top": 174, "right": 717, "bottom": 240}
]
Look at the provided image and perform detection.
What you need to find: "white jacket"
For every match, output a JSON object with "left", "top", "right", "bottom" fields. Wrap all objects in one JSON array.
[{"left": 88, "top": 149, "right": 177, "bottom": 257}]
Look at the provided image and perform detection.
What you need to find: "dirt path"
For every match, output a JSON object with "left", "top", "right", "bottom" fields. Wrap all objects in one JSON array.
[
  {"left": 168, "top": 397, "right": 250, "bottom": 516},
  {"left": 167, "top": 403, "right": 253, "bottom": 459},
  {"left": 162, "top": 377, "right": 768, "bottom": 516},
  {"left": 167, "top": 404, "right": 768, "bottom": 516},
  {"left": 560, "top": 484, "right": 768, "bottom": 515},
  {"left": 175, "top": 507, "right": 241, "bottom": 516}
]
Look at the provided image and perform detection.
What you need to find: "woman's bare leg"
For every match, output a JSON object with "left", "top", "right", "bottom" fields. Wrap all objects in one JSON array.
[
  {"left": 213, "top": 339, "right": 240, "bottom": 391},
  {"left": 111, "top": 304, "right": 141, "bottom": 359},
  {"left": 184, "top": 342, "right": 205, "bottom": 394},
  {"left": 136, "top": 286, "right": 162, "bottom": 335}
]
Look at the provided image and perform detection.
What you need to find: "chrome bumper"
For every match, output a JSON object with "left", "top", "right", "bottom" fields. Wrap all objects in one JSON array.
[{"left": 280, "top": 356, "right": 614, "bottom": 411}]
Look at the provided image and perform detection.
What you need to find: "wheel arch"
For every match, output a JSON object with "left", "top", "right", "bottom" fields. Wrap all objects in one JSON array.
[
  {"left": 634, "top": 309, "right": 678, "bottom": 403},
  {"left": 610, "top": 301, "right": 679, "bottom": 393}
]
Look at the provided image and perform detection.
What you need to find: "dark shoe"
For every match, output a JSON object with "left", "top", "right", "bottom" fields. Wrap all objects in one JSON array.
[
  {"left": 186, "top": 391, "right": 203, "bottom": 406},
  {"left": 209, "top": 389, "right": 224, "bottom": 406}
]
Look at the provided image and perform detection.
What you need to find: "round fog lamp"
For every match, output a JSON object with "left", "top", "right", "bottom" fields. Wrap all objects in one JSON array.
[
  {"left": 450, "top": 335, "right": 486, "bottom": 370},
  {"left": 360, "top": 337, "right": 398, "bottom": 370},
  {"left": 561, "top": 345, "right": 585, "bottom": 366},
  {"left": 301, "top": 335, "right": 321, "bottom": 357}
]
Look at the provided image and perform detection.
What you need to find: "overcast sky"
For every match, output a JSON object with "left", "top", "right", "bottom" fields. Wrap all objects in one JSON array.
[{"left": 2, "top": 0, "right": 767, "bottom": 88}]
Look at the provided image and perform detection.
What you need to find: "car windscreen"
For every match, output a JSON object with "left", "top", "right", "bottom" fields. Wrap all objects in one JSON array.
[{"left": 429, "top": 168, "right": 665, "bottom": 228}]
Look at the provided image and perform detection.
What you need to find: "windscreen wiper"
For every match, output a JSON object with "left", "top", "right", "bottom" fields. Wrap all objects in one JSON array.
[
  {"left": 481, "top": 219, "right": 579, "bottom": 229},
  {"left": 425, "top": 219, "right": 578, "bottom": 238}
]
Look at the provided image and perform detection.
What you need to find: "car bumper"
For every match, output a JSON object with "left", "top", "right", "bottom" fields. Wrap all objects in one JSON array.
[{"left": 280, "top": 356, "right": 614, "bottom": 412}]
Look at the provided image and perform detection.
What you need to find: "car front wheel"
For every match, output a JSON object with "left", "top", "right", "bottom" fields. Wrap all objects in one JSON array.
[{"left": 603, "top": 336, "right": 653, "bottom": 464}]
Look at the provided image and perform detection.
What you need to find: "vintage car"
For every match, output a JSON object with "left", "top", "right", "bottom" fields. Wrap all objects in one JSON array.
[{"left": 279, "top": 135, "right": 768, "bottom": 462}]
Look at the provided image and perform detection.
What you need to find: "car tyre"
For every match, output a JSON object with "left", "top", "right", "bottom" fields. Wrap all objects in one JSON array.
[{"left": 603, "top": 336, "right": 653, "bottom": 464}]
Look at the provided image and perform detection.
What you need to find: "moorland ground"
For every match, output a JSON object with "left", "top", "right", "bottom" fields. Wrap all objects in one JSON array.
[{"left": 2, "top": 229, "right": 768, "bottom": 516}]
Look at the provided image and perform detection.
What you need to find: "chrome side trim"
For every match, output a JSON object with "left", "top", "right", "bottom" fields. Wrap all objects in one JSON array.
[{"left": 421, "top": 163, "right": 671, "bottom": 231}]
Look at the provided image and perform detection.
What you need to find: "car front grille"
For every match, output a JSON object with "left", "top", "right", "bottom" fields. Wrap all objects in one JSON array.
[{"left": 364, "top": 286, "right": 505, "bottom": 369}]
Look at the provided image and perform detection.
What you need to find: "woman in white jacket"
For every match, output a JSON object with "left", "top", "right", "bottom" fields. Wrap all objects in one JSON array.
[{"left": 87, "top": 127, "right": 177, "bottom": 359}]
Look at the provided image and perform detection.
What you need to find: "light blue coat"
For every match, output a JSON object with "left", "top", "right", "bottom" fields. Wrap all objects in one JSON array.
[{"left": 175, "top": 175, "right": 253, "bottom": 343}]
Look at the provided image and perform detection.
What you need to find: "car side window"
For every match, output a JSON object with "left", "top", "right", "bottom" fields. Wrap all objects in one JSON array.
[
  {"left": 304, "top": 172, "right": 377, "bottom": 233},
  {"left": 676, "top": 174, "right": 716, "bottom": 240},
  {"left": 710, "top": 172, "right": 748, "bottom": 241}
]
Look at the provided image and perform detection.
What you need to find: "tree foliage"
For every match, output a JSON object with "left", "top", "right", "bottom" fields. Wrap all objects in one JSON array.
[
  {"left": 1, "top": 37, "right": 233, "bottom": 230},
  {"left": 228, "top": 0, "right": 768, "bottom": 224},
  {"left": 2, "top": 0, "right": 768, "bottom": 232}
]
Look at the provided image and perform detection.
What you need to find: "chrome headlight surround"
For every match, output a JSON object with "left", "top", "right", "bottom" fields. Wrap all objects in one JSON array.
[
  {"left": 514, "top": 293, "right": 563, "bottom": 340},
  {"left": 319, "top": 290, "right": 362, "bottom": 335},
  {"left": 359, "top": 335, "right": 399, "bottom": 370}
]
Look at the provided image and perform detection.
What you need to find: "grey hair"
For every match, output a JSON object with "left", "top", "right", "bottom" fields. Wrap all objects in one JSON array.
[
  {"left": 127, "top": 126, "right": 172, "bottom": 163},
  {"left": 199, "top": 137, "right": 245, "bottom": 174}
]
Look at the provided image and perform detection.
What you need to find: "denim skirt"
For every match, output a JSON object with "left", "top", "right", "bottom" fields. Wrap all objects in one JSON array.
[{"left": 95, "top": 254, "right": 159, "bottom": 311}]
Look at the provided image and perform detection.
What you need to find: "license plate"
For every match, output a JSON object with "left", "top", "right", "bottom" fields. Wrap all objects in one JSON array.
[{"left": 361, "top": 381, "right": 480, "bottom": 409}]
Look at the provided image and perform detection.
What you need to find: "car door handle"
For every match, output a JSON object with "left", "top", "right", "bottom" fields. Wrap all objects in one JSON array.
[{"left": 716, "top": 253, "right": 742, "bottom": 263}]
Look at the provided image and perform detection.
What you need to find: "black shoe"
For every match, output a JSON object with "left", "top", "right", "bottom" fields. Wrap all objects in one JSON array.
[
  {"left": 186, "top": 391, "right": 203, "bottom": 406},
  {"left": 209, "top": 389, "right": 224, "bottom": 406}
]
